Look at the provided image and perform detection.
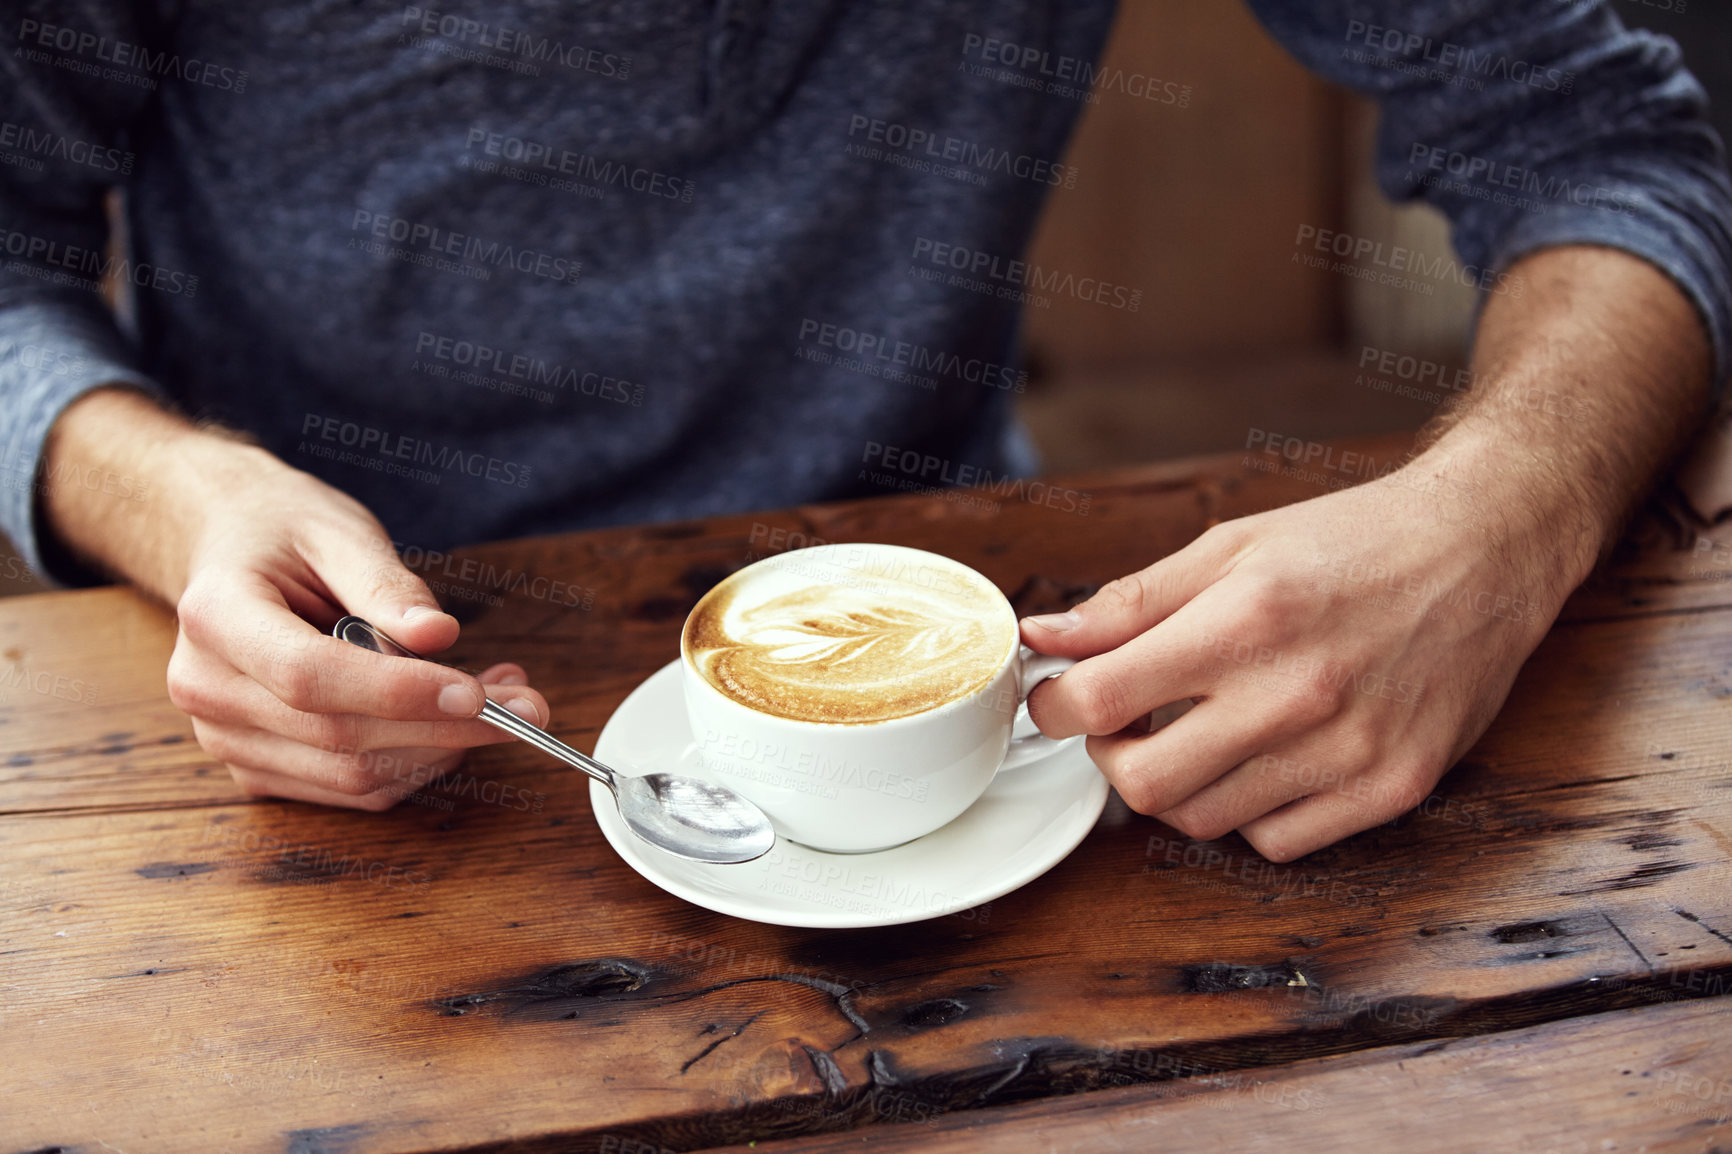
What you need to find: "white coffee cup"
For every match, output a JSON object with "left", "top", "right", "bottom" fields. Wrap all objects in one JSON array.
[{"left": 680, "top": 543, "right": 1075, "bottom": 853}]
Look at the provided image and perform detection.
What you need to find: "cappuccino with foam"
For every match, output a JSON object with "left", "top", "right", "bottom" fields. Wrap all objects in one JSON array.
[
  {"left": 684, "top": 546, "right": 1014, "bottom": 724},
  {"left": 678, "top": 544, "right": 1073, "bottom": 852}
]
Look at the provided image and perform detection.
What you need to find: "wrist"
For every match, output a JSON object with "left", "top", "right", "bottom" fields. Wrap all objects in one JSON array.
[
  {"left": 153, "top": 433, "right": 295, "bottom": 597},
  {"left": 41, "top": 388, "right": 289, "bottom": 603},
  {"left": 1396, "top": 424, "right": 1605, "bottom": 608}
]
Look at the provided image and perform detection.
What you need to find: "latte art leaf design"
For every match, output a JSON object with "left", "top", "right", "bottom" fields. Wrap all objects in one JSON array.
[
  {"left": 691, "top": 582, "right": 1008, "bottom": 724},
  {"left": 742, "top": 604, "right": 981, "bottom": 671}
]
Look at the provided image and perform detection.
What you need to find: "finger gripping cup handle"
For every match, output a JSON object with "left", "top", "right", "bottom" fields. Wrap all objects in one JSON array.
[{"left": 999, "top": 650, "right": 1078, "bottom": 773}]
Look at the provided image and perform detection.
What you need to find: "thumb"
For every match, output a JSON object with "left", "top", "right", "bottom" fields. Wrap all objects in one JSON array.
[
  {"left": 1020, "top": 527, "right": 1241, "bottom": 657},
  {"left": 304, "top": 524, "right": 461, "bottom": 656}
]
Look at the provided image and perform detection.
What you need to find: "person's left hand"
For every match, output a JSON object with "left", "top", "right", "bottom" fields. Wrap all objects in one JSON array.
[{"left": 1022, "top": 463, "right": 1581, "bottom": 861}]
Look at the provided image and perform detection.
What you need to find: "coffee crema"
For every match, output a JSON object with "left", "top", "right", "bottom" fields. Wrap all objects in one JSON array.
[{"left": 684, "top": 549, "right": 1013, "bottom": 724}]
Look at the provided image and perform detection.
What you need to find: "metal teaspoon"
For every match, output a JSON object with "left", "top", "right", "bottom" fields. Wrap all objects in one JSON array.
[{"left": 331, "top": 616, "right": 777, "bottom": 864}]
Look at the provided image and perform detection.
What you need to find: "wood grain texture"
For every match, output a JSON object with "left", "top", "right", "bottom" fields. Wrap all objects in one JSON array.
[
  {"left": 703, "top": 997, "right": 1732, "bottom": 1153},
  {"left": 3, "top": 432, "right": 1732, "bottom": 1154}
]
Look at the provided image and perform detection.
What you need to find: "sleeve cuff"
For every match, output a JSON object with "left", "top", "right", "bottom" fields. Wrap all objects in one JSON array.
[
  {"left": 1487, "top": 205, "right": 1732, "bottom": 408},
  {"left": 0, "top": 305, "right": 166, "bottom": 588}
]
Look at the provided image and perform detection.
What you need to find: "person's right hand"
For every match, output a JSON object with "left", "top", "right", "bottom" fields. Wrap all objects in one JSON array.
[
  {"left": 163, "top": 454, "right": 549, "bottom": 809},
  {"left": 41, "top": 388, "right": 549, "bottom": 810}
]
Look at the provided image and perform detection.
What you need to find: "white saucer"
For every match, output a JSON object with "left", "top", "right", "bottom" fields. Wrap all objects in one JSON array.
[{"left": 589, "top": 661, "right": 1110, "bottom": 929}]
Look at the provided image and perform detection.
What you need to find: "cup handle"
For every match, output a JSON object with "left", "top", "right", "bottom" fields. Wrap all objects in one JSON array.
[{"left": 998, "top": 649, "right": 1078, "bottom": 773}]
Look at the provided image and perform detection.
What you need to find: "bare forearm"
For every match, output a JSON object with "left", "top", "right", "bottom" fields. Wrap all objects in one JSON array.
[
  {"left": 1410, "top": 245, "right": 1713, "bottom": 594},
  {"left": 39, "top": 387, "right": 284, "bottom": 604}
]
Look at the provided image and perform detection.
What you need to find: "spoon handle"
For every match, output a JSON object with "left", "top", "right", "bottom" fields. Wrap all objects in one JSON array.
[
  {"left": 331, "top": 615, "right": 614, "bottom": 788},
  {"left": 476, "top": 699, "right": 613, "bottom": 787}
]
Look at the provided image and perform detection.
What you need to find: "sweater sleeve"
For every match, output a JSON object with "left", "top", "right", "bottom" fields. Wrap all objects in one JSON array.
[
  {"left": 1247, "top": 0, "right": 1732, "bottom": 403},
  {"left": 2, "top": 3, "right": 171, "bottom": 585}
]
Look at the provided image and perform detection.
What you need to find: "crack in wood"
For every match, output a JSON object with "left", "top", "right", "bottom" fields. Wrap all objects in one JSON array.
[
  {"left": 133, "top": 861, "right": 218, "bottom": 879},
  {"left": 900, "top": 997, "right": 970, "bottom": 1029},
  {"left": 1180, "top": 960, "right": 1312, "bottom": 992},
  {"left": 436, "top": 960, "right": 877, "bottom": 1043},
  {"left": 1490, "top": 920, "right": 1572, "bottom": 945},
  {"left": 665, "top": 973, "right": 871, "bottom": 1038},
  {"left": 97, "top": 967, "right": 189, "bottom": 980},
  {"left": 434, "top": 959, "right": 652, "bottom": 1016},
  {"left": 1601, "top": 913, "right": 1655, "bottom": 974},
  {"left": 282, "top": 1122, "right": 370, "bottom": 1154},
  {"left": 1674, "top": 909, "right": 1732, "bottom": 949},
  {"left": 680, "top": 1010, "right": 766, "bottom": 1075},
  {"left": 800, "top": 1044, "right": 849, "bottom": 1095},
  {"left": 1557, "top": 860, "right": 1693, "bottom": 895},
  {"left": 970, "top": 1054, "right": 1030, "bottom": 1104},
  {"left": 865, "top": 1049, "right": 904, "bottom": 1088}
]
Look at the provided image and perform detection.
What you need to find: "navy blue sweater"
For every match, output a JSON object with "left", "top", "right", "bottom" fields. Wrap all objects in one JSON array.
[{"left": 3, "top": 1, "right": 1729, "bottom": 583}]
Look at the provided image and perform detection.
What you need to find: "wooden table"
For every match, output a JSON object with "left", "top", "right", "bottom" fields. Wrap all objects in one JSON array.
[{"left": 3, "top": 432, "right": 1730, "bottom": 1153}]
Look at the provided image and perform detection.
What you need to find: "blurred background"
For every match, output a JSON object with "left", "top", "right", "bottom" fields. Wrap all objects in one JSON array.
[
  {"left": 1, "top": 0, "right": 1726, "bottom": 598},
  {"left": 1017, "top": 0, "right": 1731, "bottom": 471}
]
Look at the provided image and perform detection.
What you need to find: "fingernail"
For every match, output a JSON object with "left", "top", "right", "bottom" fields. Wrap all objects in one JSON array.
[
  {"left": 404, "top": 605, "right": 446, "bottom": 623},
  {"left": 503, "top": 695, "right": 543, "bottom": 725},
  {"left": 1025, "top": 611, "right": 1081, "bottom": 633},
  {"left": 494, "top": 670, "right": 529, "bottom": 687},
  {"left": 438, "top": 682, "right": 482, "bottom": 716}
]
